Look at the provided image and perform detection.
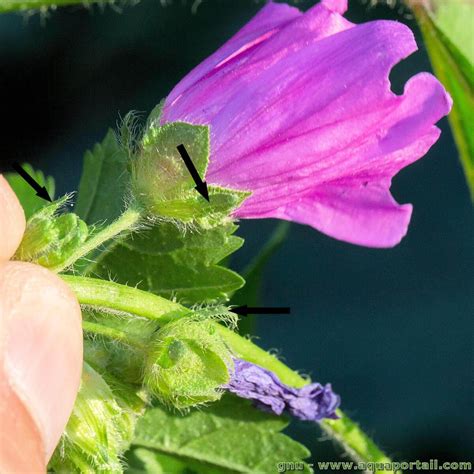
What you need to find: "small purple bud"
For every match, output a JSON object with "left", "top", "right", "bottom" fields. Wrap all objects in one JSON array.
[{"left": 225, "top": 359, "right": 340, "bottom": 422}]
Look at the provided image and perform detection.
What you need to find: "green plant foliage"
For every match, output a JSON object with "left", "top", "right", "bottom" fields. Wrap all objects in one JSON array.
[
  {"left": 73, "top": 116, "right": 246, "bottom": 303},
  {"left": 413, "top": 0, "right": 474, "bottom": 198},
  {"left": 127, "top": 448, "right": 190, "bottom": 474},
  {"left": 429, "top": 0, "right": 474, "bottom": 65},
  {"left": 5, "top": 164, "right": 55, "bottom": 219},
  {"left": 75, "top": 129, "right": 131, "bottom": 225},
  {"left": 132, "top": 395, "right": 313, "bottom": 474},
  {"left": 93, "top": 221, "right": 245, "bottom": 304},
  {"left": 82, "top": 314, "right": 156, "bottom": 386},
  {"left": 49, "top": 362, "right": 144, "bottom": 473},
  {"left": 0, "top": 0, "right": 103, "bottom": 13}
]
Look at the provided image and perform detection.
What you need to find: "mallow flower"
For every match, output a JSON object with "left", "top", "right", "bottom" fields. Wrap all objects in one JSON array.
[
  {"left": 160, "top": 0, "right": 451, "bottom": 247},
  {"left": 226, "top": 359, "right": 340, "bottom": 421}
]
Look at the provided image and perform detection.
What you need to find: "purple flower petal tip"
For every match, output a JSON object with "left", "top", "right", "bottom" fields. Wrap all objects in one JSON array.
[
  {"left": 162, "top": 0, "right": 451, "bottom": 248},
  {"left": 225, "top": 359, "right": 340, "bottom": 422}
]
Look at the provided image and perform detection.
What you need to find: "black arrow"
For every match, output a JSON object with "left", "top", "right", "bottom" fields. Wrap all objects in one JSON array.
[
  {"left": 232, "top": 305, "right": 291, "bottom": 317},
  {"left": 12, "top": 163, "right": 52, "bottom": 202},
  {"left": 176, "top": 144, "right": 210, "bottom": 202}
]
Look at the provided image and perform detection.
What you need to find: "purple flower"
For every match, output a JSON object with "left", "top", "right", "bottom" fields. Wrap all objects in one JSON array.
[
  {"left": 161, "top": 0, "right": 451, "bottom": 247},
  {"left": 225, "top": 359, "right": 340, "bottom": 421}
]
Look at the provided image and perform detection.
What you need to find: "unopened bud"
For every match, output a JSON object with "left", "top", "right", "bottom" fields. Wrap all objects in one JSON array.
[
  {"left": 15, "top": 197, "right": 88, "bottom": 269},
  {"left": 143, "top": 317, "right": 233, "bottom": 409}
]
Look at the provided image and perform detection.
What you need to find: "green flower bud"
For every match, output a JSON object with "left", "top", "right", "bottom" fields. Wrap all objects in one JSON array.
[
  {"left": 131, "top": 119, "right": 249, "bottom": 228},
  {"left": 15, "top": 196, "right": 88, "bottom": 270},
  {"left": 49, "top": 363, "right": 144, "bottom": 473},
  {"left": 143, "top": 317, "right": 234, "bottom": 409}
]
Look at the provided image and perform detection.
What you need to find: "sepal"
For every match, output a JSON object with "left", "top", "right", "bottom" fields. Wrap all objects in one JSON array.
[{"left": 131, "top": 118, "right": 249, "bottom": 227}]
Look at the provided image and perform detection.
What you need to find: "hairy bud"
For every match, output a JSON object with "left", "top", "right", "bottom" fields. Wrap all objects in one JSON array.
[
  {"left": 15, "top": 196, "right": 88, "bottom": 269},
  {"left": 49, "top": 363, "right": 144, "bottom": 473},
  {"left": 143, "top": 317, "right": 234, "bottom": 409},
  {"left": 130, "top": 117, "right": 248, "bottom": 228}
]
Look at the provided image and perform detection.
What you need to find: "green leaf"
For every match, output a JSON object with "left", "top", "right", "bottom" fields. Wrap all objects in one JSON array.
[
  {"left": 92, "top": 221, "right": 245, "bottom": 304},
  {"left": 413, "top": 1, "right": 474, "bottom": 198},
  {"left": 428, "top": 0, "right": 474, "bottom": 65},
  {"left": 5, "top": 164, "right": 55, "bottom": 219},
  {"left": 126, "top": 448, "right": 190, "bottom": 474},
  {"left": 75, "top": 129, "right": 131, "bottom": 225},
  {"left": 132, "top": 395, "right": 312, "bottom": 474}
]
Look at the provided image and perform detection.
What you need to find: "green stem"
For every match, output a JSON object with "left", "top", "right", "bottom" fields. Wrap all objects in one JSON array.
[
  {"left": 0, "top": 0, "right": 102, "bottom": 13},
  {"left": 216, "top": 324, "right": 398, "bottom": 473},
  {"left": 65, "top": 275, "right": 398, "bottom": 473},
  {"left": 215, "top": 324, "right": 305, "bottom": 388},
  {"left": 52, "top": 207, "right": 141, "bottom": 273},
  {"left": 61, "top": 275, "right": 190, "bottom": 321},
  {"left": 82, "top": 320, "right": 140, "bottom": 347}
]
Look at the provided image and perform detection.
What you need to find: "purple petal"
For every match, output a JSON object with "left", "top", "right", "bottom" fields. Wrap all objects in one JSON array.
[
  {"left": 289, "top": 383, "right": 340, "bottom": 421},
  {"left": 164, "top": 2, "right": 301, "bottom": 115},
  {"left": 226, "top": 359, "right": 340, "bottom": 422},
  {"left": 163, "top": 1, "right": 353, "bottom": 127},
  {"left": 162, "top": 1, "right": 452, "bottom": 248}
]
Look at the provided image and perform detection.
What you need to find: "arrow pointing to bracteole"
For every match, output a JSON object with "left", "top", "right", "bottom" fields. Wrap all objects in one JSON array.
[
  {"left": 176, "top": 144, "right": 210, "bottom": 202},
  {"left": 232, "top": 305, "right": 291, "bottom": 317},
  {"left": 12, "top": 163, "right": 52, "bottom": 202}
]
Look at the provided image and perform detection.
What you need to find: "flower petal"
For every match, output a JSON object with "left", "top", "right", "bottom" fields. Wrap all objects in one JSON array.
[
  {"left": 279, "top": 180, "right": 413, "bottom": 247},
  {"left": 226, "top": 359, "right": 340, "bottom": 422},
  {"left": 164, "top": 2, "right": 301, "bottom": 113},
  {"left": 230, "top": 73, "right": 450, "bottom": 246},
  {"left": 162, "top": 1, "right": 353, "bottom": 126},
  {"left": 206, "top": 20, "right": 419, "bottom": 179},
  {"left": 161, "top": 1, "right": 452, "bottom": 247}
]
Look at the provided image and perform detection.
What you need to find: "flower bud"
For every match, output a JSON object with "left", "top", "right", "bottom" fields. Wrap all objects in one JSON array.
[
  {"left": 15, "top": 197, "right": 88, "bottom": 270},
  {"left": 143, "top": 317, "right": 234, "bottom": 409}
]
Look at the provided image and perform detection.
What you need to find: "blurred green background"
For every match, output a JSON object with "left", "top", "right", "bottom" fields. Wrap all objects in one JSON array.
[{"left": 0, "top": 0, "right": 472, "bottom": 465}]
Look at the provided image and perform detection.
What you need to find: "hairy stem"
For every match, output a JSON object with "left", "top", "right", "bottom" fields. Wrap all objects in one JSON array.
[
  {"left": 82, "top": 320, "right": 140, "bottom": 347},
  {"left": 216, "top": 324, "right": 397, "bottom": 473},
  {"left": 61, "top": 275, "right": 189, "bottom": 321},
  {"left": 52, "top": 207, "right": 141, "bottom": 273},
  {"left": 65, "top": 275, "right": 398, "bottom": 473}
]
